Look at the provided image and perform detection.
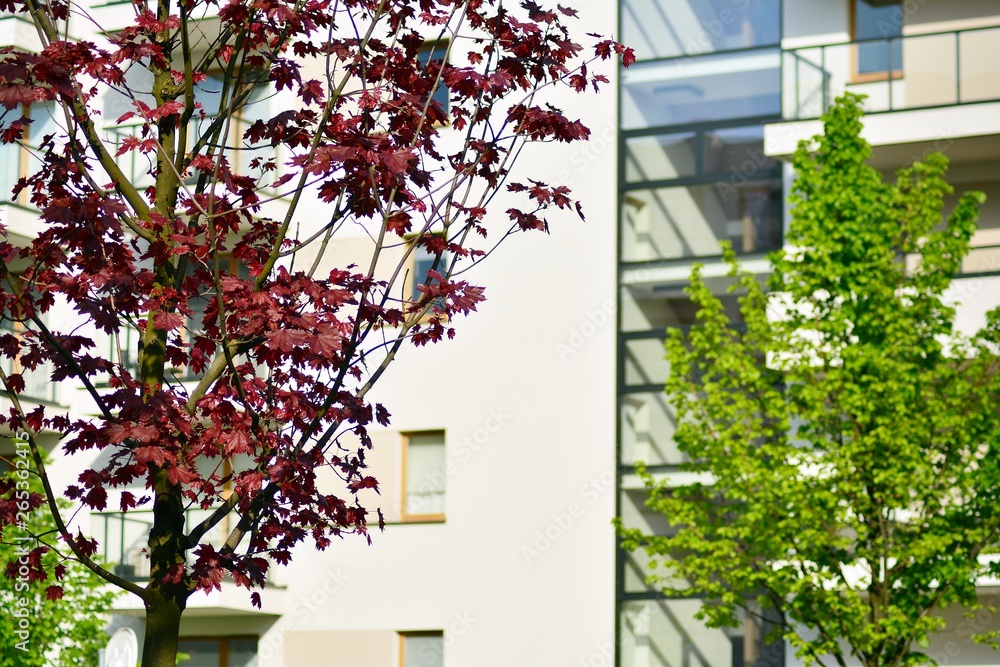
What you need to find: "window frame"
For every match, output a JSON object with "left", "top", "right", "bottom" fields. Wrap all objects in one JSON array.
[
  {"left": 400, "top": 430, "right": 446, "bottom": 523},
  {"left": 0, "top": 301, "right": 58, "bottom": 403},
  {"left": 176, "top": 635, "right": 259, "bottom": 667},
  {"left": 177, "top": 251, "right": 251, "bottom": 379},
  {"left": 403, "top": 232, "right": 451, "bottom": 321},
  {"left": 849, "top": 0, "right": 904, "bottom": 83},
  {"left": 417, "top": 40, "right": 451, "bottom": 119},
  {"left": 398, "top": 630, "right": 445, "bottom": 667},
  {"left": 189, "top": 70, "right": 275, "bottom": 182},
  {"left": 2, "top": 102, "right": 58, "bottom": 207}
]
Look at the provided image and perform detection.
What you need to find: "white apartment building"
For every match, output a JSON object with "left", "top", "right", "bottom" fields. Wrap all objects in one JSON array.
[{"left": 1, "top": 1, "right": 999, "bottom": 666}]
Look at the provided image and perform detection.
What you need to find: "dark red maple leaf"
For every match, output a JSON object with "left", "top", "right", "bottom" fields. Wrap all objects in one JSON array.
[{"left": 0, "top": 83, "right": 38, "bottom": 109}]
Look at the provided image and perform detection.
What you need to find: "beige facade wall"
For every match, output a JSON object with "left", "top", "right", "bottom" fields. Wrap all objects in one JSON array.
[
  {"left": 904, "top": 0, "right": 1000, "bottom": 34},
  {"left": 285, "top": 629, "right": 397, "bottom": 667}
]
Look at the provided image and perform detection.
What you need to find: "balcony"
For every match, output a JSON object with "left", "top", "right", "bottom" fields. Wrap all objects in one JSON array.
[
  {"left": 94, "top": 509, "right": 286, "bottom": 617},
  {"left": 768, "top": 26, "right": 1000, "bottom": 164},
  {"left": 782, "top": 25, "right": 1000, "bottom": 121}
]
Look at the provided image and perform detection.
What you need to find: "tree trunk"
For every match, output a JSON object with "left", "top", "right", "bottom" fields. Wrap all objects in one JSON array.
[{"left": 141, "top": 594, "right": 184, "bottom": 667}]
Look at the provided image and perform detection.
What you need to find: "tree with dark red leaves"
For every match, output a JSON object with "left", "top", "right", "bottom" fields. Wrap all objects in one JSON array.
[{"left": 0, "top": 0, "right": 631, "bottom": 664}]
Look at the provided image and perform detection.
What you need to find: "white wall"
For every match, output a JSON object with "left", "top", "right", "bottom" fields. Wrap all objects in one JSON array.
[{"left": 251, "top": 1, "right": 620, "bottom": 665}]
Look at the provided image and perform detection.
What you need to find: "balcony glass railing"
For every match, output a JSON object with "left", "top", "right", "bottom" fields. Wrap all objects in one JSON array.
[
  {"left": 622, "top": 49, "right": 782, "bottom": 130},
  {"left": 622, "top": 178, "right": 783, "bottom": 263},
  {"left": 94, "top": 508, "right": 230, "bottom": 581},
  {"left": 783, "top": 25, "right": 1000, "bottom": 120},
  {"left": 104, "top": 114, "right": 277, "bottom": 192}
]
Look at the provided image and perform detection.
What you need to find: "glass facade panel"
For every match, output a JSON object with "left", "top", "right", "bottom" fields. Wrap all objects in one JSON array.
[
  {"left": 621, "top": 50, "right": 780, "bottom": 130},
  {"left": 900, "top": 33, "right": 956, "bottom": 107},
  {"left": 621, "top": 288, "right": 742, "bottom": 334},
  {"left": 617, "top": 7, "right": 783, "bottom": 662},
  {"left": 784, "top": 26, "right": 1000, "bottom": 120},
  {"left": 625, "top": 132, "right": 697, "bottom": 183},
  {"left": 703, "top": 125, "right": 777, "bottom": 176},
  {"left": 621, "top": 601, "right": 784, "bottom": 667},
  {"left": 624, "top": 336, "right": 670, "bottom": 388},
  {"left": 621, "top": 179, "right": 782, "bottom": 262},
  {"left": 626, "top": 125, "right": 777, "bottom": 185},
  {"left": 620, "top": 484, "right": 695, "bottom": 593},
  {"left": 620, "top": 392, "right": 683, "bottom": 466},
  {"left": 620, "top": 600, "right": 727, "bottom": 667},
  {"left": 622, "top": 0, "right": 780, "bottom": 62},
  {"left": 781, "top": 47, "right": 828, "bottom": 120}
]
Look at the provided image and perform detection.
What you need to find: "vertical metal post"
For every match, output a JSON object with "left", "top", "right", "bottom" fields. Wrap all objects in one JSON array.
[
  {"left": 794, "top": 54, "right": 800, "bottom": 119},
  {"left": 887, "top": 37, "right": 894, "bottom": 110},
  {"left": 955, "top": 31, "right": 962, "bottom": 103},
  {"left": 821, "top": 46, "right": 828, "bottom": 112}
]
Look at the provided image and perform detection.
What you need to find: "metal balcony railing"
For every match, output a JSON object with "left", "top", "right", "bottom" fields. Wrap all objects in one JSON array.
[
  {"left": 95, "top": 508, "right": 232, "bottom": 581},
  {"left": 783, "top": 25, "right": 1000, "bottom": 120},
  {"left": 103, "top": 111, "right": 283, "bottom": 195}
]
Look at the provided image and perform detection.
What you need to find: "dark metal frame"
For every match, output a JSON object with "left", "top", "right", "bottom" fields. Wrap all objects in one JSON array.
[
  {"left": 614, "top": 2, "right": 786, "bottom": 665},
  {"left": 783, "top": 24, "right": 1000, "bottom": 120}
]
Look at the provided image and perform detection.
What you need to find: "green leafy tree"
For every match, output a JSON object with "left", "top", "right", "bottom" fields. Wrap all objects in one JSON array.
[
  {"left": 618, "top": 94, "right": 1000, "bottom": 667},
  {"left": 1, "top": 455, "right": 117, "bottom": 667}
]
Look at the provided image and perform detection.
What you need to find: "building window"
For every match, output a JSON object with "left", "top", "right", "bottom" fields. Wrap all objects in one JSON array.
[
  {"left": 177, "top": 253, "right": 251, "bottom": 380},
  {"left": 402, "top": 431, "right": 446, "bottom": 521},
  {"left": 400, "top": 631, "right": 444, "bottom": 667},
  {"left": 0, "top": 102, "right": 58, "bottom": 206},
  {"left": 104, "top": 68, "right": 274, "bottom": 189},
  {"left": 176, "top": 636, "right": 257, "bottom": 667},
  {"left": 184, "top": 253, "right": 251, "bottom": 336},
  {"left": 190, "top": 73, "right": 273, "bottom": 180},
  {"left": 405, "top": 234, "right": 450, "bottom": 311},
  {"left": 0, "top": 305, "right": 57, "bottom": 403},
  {"left": 109, "top": 323, "right": 142, "bottom": 381},
  {"left": 851, "top": 0, "right": 903, "bottom": 80},
  {"left": 417, "top": 41, "right": 450, "bottom": 114}
]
